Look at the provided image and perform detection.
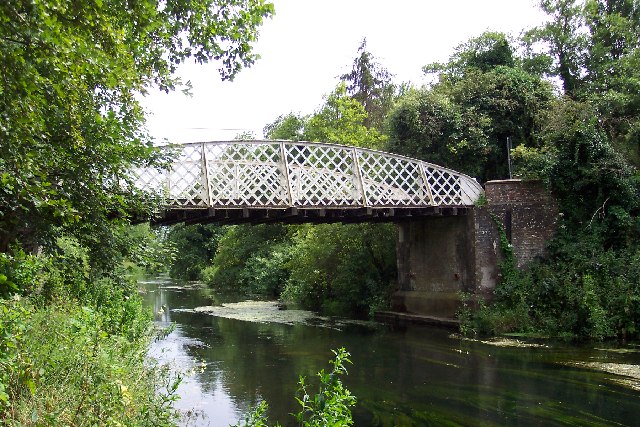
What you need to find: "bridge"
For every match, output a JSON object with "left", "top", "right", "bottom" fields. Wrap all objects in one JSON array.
[
  {"left": 135, "top": 140, "right": 557, "bottom": 324},
  {"left": 134, "top": 140, "right": 483, "bottom": 225}
]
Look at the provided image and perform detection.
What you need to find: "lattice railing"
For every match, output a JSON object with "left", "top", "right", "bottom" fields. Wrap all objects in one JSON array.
[{"left": 133, "top": 140, "right": 483, "bottom": 209}]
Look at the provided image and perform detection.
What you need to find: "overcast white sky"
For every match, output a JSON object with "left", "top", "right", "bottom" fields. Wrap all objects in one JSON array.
[{"left": 140, "top": 0, "right": 548, "bottom": 143}]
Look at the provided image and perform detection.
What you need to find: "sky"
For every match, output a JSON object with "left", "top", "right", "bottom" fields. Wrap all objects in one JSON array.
[{"left": 140, "top": 0, "right": 549, "bottom": 143}]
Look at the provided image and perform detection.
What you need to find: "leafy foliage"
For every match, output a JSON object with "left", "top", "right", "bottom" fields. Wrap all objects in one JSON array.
[
  {"left": 340, "top": 38, "right": 396, "bottom": 130},
  {"left": 464, "top": 90, "right": 640, "bottom": 340},
  {"left": 293, "top": 348, "right": 356, "bottom": 427},
  {"left": 0, "top": 296, "right": 180, "bottom": 426},
  {"left": 524, "top": 0, "right": 640, "bottom": 165},
  {"left": 305, "top": 84, "right": 387, "bottom": 149},
  {"left": 0, "top": 0, "right": 273, "bottom": 268},
  {"left": 0, "top": 240, "right": 180, "bottom": 424},
  {"left": 388, "top": 32, "right": 553, "bottom": 182},
  {"left": 283, "top": 224, "right": 396, "bottom": 317},
  {"left": 167, "top": 224, "right": 224, "bottom": 281},
  {"left": 203, "top": 224, "right": 290, "bottom": 296},
  {"left": 234, "top": 348, "right": 356, "bottom": 427},
  {"left": 262, "top": 84, "right": 387, "bottom": 149},
  {"left": 424, "top": 32, "right": 516, "bottom": 77},
  {"left": 120, "top": 224, "right": 176, "bottom": 276},
  {"left": 263, "top": 113, "right": 307, "bottom": 141}
]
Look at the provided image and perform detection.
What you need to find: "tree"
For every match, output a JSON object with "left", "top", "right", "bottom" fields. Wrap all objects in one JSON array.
[
  {"left": 167, "top": 224, "right": 224, "bottom": 280},
  {"left": 541, "top": 99, "right": 639, "bottom": 241},
  {"left": 263, "top": 84, "right": 387, "bottom": 149},
  {"left": 385, "top": 88, "right": 484, "bottom": 174},
  {"left": 522, "top": 0, "right": 587, "bottom": 97},
  {"left": 389, "top": 32, "right": 553, "bottom": 181},
  {"left": 340, "top": 38, "right": 395, "bottom": 130},
  {"left": 424, "top": 31, "right": 515, "bottom": 78},
  {"left": 263, "top": 113, "right": 306, "bottom": 140},
  {"left": 0, "top": 0, "right": 274, "bottom": 268},
  {"left": 583, "top": 0, "right": 640, "bottom": 164},
  {"left": 524, "top": 0, "right": 640, "bottom": 165},
  {"left": 204, "top": 224, "right": 290, "bottom": 296},
  {"left": 284, "top": 223, "right": 396, "bottom": 317},
  {"left": 304, "top": 83, "right": 386, "bottom": 149}
]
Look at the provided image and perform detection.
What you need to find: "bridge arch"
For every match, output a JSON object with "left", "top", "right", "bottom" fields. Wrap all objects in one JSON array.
[{"left": 135, "top": 140, "right": 483, "bottom": 224}]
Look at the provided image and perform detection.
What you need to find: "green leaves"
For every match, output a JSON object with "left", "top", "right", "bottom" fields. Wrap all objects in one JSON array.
[
  {"left": 340, "top": 38, "right": 396, "bottom": 130},
  {"left": 388, "top": 32, "right": 553, "bottom": 182},
  {"left": 235, "top": 348, "right": 355, "bottom": 427},
  {"left": 425, "top": 31, "right": 515, "bottom": 78},
  {"left": 293, "top": 348, "right": 356, "bottom": 427},
  {"left": 283, "top": 223, "right": 396, "bottom": 317},
  {"left": 0, "top": 0, "right": 273, "bottom": 265},
  {"left": 305, "top": 83, "right": 387, "bottom": 149},
  {"left": 0, "top": 291, "right": 179, "bottom": 425},
  {"left": 523, "top": 0, "right": 640, "bottom": 165},
  {"left": 264, "top": 83, "right": 387, "bottom": 149}
]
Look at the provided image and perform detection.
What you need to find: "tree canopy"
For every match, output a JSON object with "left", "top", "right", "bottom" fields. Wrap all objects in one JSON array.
[
  {"left": 339, "top": 38, "right": 396, "bottom": 130},
  {"left": 263, "top": 83, "right": 386, "bottom": 149},
  {"left": 388, "top": 31, "right": 553, "bottom": 182},
  {"left": 524, "top": 0, "right": 640, "bottom": 164},
  {"left": 0, "top": 0, "right": 273, "bottom": 262}
]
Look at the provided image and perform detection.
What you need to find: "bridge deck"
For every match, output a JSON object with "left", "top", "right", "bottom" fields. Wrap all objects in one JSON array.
[{"left": 154, "top": 206, "right": 470, "bottom": 226}]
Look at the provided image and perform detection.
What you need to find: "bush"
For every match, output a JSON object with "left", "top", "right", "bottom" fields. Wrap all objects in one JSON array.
[
  {"left": 234, "top": 348, "right": 356, "bottom": 427},
  {"left": 238, "top": 244, "right": 292, "bottom": 296},
  {"left": 0, "top": 241, "right": 180, "bottom": 425},
  {"left": 167, "top": 224, "right": 223, "bottom": 281},
  {"left": 283, "top": 224, "right": 396, "bottom": 318},
  {"left": 0, "top": 250, "right": 50, "bottom": 297},
  {"left": 462, "top": 228, "right": 640, "bottom": 340},
  {"left": 205, "top": 224, "right": 290, "bottom": 293},
  {"left": 0, "top": 296, "right": 179, "bottom": 426}
]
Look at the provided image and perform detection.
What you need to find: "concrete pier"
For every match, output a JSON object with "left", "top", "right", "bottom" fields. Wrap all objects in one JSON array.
[{"left": 388, "top": 180, "right": 558, "bottom": 322}]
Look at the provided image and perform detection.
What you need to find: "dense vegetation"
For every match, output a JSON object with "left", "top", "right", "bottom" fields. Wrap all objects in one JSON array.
[
  {"left": 461, "top": 0, "right": 640, "bottom": 340},
  {"left": 0, "top": 241, "right": 180, "bottom": 425},
  {"left": 0, "top": 0, "right": 273, "bottom": 424},
  {"left": 169, "top": 0, "right": 640, "bottom": 340},
  {"left": 3, "top": 0, "right": 640, "bottom": 423}
]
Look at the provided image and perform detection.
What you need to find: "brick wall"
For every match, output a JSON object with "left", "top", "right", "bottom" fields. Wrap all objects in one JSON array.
[{"left": 484, "top": 179, "right": 558, "bottom": 269}]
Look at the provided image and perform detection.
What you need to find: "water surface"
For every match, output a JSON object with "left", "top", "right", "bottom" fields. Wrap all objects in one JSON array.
[{"left": 142, "top": 277, "right": 640, "bottom": 426}]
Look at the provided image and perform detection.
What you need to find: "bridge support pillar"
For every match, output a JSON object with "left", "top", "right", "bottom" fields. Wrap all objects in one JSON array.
[
  {"left": 389, "top": 179, "right": 558, "bottom": 323},
  {"left": 393, "top": 215, "right": 475, "bottom": 321}
]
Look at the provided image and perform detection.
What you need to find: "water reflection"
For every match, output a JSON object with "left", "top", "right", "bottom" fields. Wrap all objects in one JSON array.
[{"left": 141, "top": 278, "right": 640, "bottom": 427}]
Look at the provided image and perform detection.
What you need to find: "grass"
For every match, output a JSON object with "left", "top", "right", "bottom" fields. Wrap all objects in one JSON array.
[{"left": 1, "top": 296, "right": 179, "bottom": 426}]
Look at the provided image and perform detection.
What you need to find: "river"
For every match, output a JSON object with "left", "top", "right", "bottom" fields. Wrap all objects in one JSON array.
[{"left": 141, "top": 277, "right": 640, "bottom": 427}]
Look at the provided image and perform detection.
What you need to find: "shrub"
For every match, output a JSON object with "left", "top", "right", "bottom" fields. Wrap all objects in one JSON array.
[
  {"left": 0, "top": 297, "right": 179, "bottom": 426},
  {"left": 234, "top": 348, "right": 356, "bottom": 427},
  {"left": 283, "top": 224, "right": 396, "bottom": 318}
]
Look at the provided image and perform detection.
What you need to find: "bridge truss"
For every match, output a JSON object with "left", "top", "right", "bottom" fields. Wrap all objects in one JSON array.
[{"left": 134, "top": 141, "right": 483, "bottom": 224}]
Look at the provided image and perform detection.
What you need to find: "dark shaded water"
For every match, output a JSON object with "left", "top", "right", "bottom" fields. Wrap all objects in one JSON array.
[{"left": 141, "top": 277, "right": 640, "bottom": 427}]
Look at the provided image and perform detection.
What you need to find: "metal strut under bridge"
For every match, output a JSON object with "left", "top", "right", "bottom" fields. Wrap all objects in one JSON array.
[{"left": 134, "top": 140, "right": 484, "bottom": 225}]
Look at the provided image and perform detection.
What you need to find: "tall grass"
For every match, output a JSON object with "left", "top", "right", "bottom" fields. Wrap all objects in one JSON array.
[{"left": 0, "top": 295, "right": 179, "bottom": 426}]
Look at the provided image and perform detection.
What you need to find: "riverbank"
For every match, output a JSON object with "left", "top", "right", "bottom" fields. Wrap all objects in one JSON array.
[{"left": 0, "top": 293, "right": 178, "bottom": 426}]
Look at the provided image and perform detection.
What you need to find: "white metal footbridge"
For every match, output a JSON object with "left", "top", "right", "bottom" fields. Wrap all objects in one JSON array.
[{"left": 135, "top": 140, "right": 483, "bottom": 224}]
